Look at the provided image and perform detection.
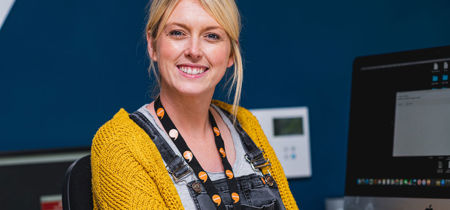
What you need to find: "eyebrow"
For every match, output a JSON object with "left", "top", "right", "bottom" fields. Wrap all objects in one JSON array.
[{"left": 165, "top": 22, "right": 223, "bottom": 32}]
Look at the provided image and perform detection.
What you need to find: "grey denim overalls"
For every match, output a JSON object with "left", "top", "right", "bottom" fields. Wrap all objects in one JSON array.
[{"left": 130, "top": 109, "right": 286, "bottom": 210}]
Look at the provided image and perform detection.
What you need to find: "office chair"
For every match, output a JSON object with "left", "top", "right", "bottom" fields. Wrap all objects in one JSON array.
[{"left": 62, "top": 154, "right": 93, "bottom": 210}]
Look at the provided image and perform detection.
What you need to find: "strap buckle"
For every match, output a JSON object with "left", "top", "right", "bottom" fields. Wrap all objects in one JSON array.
[
  {"left": 245, "top": 148, "right": 271, "bottom": 172},
  {"left": 166, "top": 162, "right": 192, "bottom": 183}
]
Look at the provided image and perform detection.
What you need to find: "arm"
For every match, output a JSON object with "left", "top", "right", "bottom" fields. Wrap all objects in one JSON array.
[{"left": 91, "top": 121, "right": 169, "bottom": 210}]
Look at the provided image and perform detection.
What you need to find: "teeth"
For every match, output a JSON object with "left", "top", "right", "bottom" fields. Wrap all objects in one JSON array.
[{"left": 179, "top": 66, "right": 206, "bottom": 75}]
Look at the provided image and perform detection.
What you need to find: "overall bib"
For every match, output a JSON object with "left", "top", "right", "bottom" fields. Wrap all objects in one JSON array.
[{"left": 130, "top": 109, "right": 286, "bottom": 210}]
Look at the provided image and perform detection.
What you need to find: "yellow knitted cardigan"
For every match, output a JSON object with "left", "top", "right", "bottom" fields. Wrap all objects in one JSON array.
[{"left": 91, "top": 101, "right": 299, "bottom": 209}]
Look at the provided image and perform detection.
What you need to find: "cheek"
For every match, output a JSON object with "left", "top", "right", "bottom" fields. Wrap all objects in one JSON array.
[
  {"left": 156, "top": 38, "right": 184, "bottom": 64},
  {"left": 155, "top": 41, "right": 177, "bottom": 81},
  {"left": 205, "top": 44, "right": 232, "bottom": 67}
]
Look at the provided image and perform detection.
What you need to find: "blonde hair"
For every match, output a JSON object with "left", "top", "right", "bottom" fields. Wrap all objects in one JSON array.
[{"left": 146, "top": 0, "right": 243, "bottom": 119}]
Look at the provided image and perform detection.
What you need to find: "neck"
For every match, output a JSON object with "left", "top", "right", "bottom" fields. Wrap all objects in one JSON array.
[{"left": 156, "top": 88, "right": 215, "bottom": 140}]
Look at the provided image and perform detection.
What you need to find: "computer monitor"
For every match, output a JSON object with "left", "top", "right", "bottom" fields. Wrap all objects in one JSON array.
[
  {"left": 0, "top": 148, "right": 89, "bottom": 210},
  {"left": 344, "top": 46, "right": 450, "bottom": 210}
]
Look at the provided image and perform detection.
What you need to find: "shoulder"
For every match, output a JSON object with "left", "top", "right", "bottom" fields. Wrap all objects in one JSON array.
[
  {"left": 92, "top": 108, "right": 139, "bottom": 142},
  {"left": 91, "top": 109, "right": 146, "bottom": 154},
  {"left": 212, "top": 100, "right": 258, "bottom": 126},
  {"left": 212, "top": 100, "right": 267, "bottom": 147},
  {"left": 90, "top": 109, "right": 181, "bottom": 209},
  {"left": 213, "top": 100, "right": 300, "bottom": 209},
  {"left": 91, "top": 108, "right": 161, "bottom": 174}
]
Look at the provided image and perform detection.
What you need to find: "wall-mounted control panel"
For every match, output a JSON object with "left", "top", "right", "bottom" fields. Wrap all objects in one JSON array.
[{"left": 251, "top": 107, "right": 311, "bottom": 178}]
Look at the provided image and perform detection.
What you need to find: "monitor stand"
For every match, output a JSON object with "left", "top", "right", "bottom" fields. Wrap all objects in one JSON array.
[{"left": 344, "top": 196, "right": 450, "bottom": 210}]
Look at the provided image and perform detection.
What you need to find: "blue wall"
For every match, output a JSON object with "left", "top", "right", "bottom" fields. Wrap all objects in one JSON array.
[{"left": 1, "top": 0, "right": 450, "bottom": 209}]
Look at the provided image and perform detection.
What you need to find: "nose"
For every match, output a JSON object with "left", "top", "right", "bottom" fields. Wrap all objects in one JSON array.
[{"left": 184, "top": 37, "right": 203, "bottom": 61}]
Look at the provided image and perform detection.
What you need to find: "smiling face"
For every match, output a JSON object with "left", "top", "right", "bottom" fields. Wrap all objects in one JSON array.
[{"left": 148, "top": 0, "right": 234, "bottom": 98}]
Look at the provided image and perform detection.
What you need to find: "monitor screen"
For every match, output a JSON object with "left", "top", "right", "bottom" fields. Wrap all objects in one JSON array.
[
  {"left": 0, "top": 148, "right": 89, "bottom": 210},
  {"left": 345, "top": 46, "right": 450, "bottom": 209}
]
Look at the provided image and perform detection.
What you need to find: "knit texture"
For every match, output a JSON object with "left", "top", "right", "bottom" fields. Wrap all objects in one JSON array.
[{"left": 91, "top": 101, "right": 300, "bottom": 209}]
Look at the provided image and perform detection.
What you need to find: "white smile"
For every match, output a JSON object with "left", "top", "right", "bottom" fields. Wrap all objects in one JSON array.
[{"left": 178, "top": 66, "right": 208, "bottom": 75}]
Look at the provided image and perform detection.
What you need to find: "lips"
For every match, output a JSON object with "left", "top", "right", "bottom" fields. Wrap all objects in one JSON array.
[{"left": 177, "top": 64, "right": 209, "bottom": 75}]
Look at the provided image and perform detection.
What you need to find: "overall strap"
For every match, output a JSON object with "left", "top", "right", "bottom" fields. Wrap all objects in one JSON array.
[
  {"left": 129, "top": 111, "right": 192, "bottom": 182},
  {"left": 214, "top": 106, "right": 271, "bottom": 174}
]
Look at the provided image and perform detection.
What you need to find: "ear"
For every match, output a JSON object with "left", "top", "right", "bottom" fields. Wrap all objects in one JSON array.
[
  {"left": 227, "top": 55, "right": 234, "bottom": 68},
  {"left": 227, "top": 41, "right": 238, "bottom": 68},
  {"left": 146, "top": 31, "right": 158, "bottom": 62}
]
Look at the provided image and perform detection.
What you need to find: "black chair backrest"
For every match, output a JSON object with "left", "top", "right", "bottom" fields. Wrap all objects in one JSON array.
[{"left": 62, "top": 154, "right": 93, "bottom": 210}]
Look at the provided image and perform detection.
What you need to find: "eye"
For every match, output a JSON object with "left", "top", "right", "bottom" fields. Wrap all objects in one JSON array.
[
  {"left": 168, "top": 30, "right": 185, "bottom": 38},
  {"left": 205, "top": 33, "right": 220, "bottom": 41}
]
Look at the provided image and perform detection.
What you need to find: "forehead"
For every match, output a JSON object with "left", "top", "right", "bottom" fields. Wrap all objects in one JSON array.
[{"left": 165, "top": 0, "right": 222, "bottom": 28}]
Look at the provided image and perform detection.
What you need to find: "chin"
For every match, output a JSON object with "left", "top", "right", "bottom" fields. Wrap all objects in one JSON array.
[
  {"left": 177, "top": 89, "right": 211, "bottom": 97},
  {"left": 175, "top": 84, "right": 214, "bottom": 97}
]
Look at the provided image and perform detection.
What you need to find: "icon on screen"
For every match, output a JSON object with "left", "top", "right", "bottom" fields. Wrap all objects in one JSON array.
[
  {"left": 432, "top": 75, "right": 439, "bottom": 82},
  {"left": 434, "top": 63, "right": 439, "bottom": 70},
  {"left": 443, "top": 75, "right": 448, "bottom": 81}
]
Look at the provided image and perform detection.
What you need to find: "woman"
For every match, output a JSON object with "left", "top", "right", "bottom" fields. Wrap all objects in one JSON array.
[{"left": 91, "top": 0, "right": 299, "bottom": 209}]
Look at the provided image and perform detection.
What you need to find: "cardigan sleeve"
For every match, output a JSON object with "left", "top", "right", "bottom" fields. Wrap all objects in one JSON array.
[{"left": 91, "top": 120, "right": 170, "bottom": 210}]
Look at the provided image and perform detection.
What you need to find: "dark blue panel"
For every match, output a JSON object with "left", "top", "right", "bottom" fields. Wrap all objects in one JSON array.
[{"left": 0, "top": 0, "right": 150, "bottom": 150}]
